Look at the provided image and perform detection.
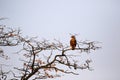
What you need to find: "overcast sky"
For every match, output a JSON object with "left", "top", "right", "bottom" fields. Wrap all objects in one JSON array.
[{"left": 0, "top": 0, "right": 120, "bottom": 80}]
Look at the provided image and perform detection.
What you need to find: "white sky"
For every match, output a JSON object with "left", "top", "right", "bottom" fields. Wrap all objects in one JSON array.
[{"left": 0, "top": 0, "right": 120, "bottom": 80}]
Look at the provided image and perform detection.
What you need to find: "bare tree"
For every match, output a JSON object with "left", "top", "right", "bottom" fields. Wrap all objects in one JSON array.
[
  {"left": 13, "top": 36, "right": 101, "bottom": 80},
  {"left": 0, "top": 19, "right": 101, "bottom": 80},
  {"left": 0, "top": 19, "right": 21, "bottom": 80},
  {"left": 0, "top": 25, "right": 21, "bottom": 59}
]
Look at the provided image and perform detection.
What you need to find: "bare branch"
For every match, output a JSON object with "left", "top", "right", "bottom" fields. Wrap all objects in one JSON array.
[{"left": 0, "top": 23, "right": 101, "bottom": 80}]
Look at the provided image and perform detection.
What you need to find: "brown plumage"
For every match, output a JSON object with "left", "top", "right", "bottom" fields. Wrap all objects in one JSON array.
[{"left": 70, "top": 36, "right": 76, "bottom": 50}]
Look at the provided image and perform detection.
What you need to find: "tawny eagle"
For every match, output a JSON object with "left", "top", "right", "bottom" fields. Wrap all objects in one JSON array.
[{"left": 70, "top": 36, "right": 76, "bottom": 50}]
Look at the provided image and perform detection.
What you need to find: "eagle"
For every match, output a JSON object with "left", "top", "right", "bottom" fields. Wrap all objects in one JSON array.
[{"left": 70, "top": 36, "right": 76, "bottom": 50}]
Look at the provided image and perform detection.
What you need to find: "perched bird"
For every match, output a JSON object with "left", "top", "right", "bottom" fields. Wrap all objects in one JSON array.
[{"left": 70, "top": 36, "right": 76, "bottom": 50}]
